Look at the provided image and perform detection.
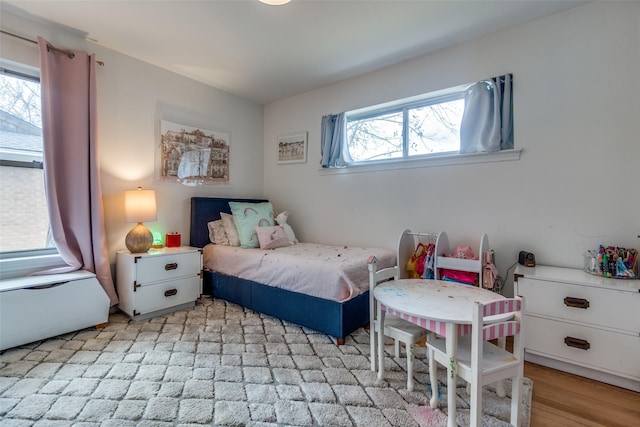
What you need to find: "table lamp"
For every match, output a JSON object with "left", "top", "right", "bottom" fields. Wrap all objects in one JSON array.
[{"left": 124, "top": 187, "right": 157, "bottom": 253}]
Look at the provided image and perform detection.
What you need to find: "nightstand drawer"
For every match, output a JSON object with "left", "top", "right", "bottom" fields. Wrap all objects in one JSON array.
[
  {"left": 525, "top": 315, "right": 640, "bottom": 380},
  {"left": 135, "top": 251, "right": 201, "bottom": 284},
  {"left": 135, "top": 275, "right": 200, "bottom": 315},
  {"left": 517, "top": 277, "right": 639, "bottom": 333}
]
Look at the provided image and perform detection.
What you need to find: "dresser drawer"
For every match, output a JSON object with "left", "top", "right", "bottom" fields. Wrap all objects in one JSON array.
[
  {"left": 517, "top": 277, "right": 640, "bottom": 333},
  {"left": 525, "top": 315, "right": 640, "bottom": 380},
  {"left": 135, "top": 251, "right": 201, "bottom": 284},
  {"left": 135, "top": 275, "right": 200, "bottom": 315}
]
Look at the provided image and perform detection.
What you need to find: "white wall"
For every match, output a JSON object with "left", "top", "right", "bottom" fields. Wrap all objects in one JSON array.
[
  {"left": 1, "top": 5, "right": 265, "bottom": 270},
  {"left": 92, "top": 45, "right": 264, "bottom": 262},
  {"left": 263, "top": 2, "right": 640, "bottom": 295}
]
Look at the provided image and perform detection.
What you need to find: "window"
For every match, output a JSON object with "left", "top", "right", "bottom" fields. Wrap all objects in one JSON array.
[
  {"left": 320, "top": 75, "right": 518, "bottom": 171},
  {"left": 0, "top": 61, "right": 55, "bottom": 255},
  {"left": 347, "top": 92, "right": 465, "bottom": 163}
]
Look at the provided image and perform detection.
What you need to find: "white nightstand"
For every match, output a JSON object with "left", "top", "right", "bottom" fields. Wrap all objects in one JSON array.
[{"left": 116, "top": 246, "right": 202, "bottom": 320}]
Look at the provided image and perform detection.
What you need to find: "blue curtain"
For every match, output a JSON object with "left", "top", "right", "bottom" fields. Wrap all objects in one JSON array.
[
  {"left": 460, "top": 74, "right": 513, "bottom": 153},
  {"left": 320, "top": 112, "right": 351, "bottom": 167}
]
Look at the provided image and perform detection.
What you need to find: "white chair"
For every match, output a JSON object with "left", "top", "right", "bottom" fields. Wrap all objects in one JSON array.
[
  {"left": 368, "top": 256, "right": 427, "bottom": 391},
  {"left": 427, "top": 296, "right": 525, "bottom": 426}
]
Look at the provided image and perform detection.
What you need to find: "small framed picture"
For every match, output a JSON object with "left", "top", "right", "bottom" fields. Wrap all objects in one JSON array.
[{"left": 277, "top": 131, "right": 307, "bottom": 164}]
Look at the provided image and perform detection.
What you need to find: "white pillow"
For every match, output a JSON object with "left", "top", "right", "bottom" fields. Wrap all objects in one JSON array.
[
  {"left": 255, "top": 226, "right": 290, "bottom": 250},
  {"left": 207, "top": 220, "right": 229, "bottom": 245},
  {"left": 220, "top": 212, "right": 240, "bottom": 247}
]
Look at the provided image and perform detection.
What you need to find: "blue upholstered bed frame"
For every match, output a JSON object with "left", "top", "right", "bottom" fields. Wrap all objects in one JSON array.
[{"left": 189, "top": 197, "right": 369, "bottom": 343}]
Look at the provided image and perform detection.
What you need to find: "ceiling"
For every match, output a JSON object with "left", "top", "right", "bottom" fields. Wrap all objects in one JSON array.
[{"left": 3, "top": 0, "right": 585, "bottom": 105}]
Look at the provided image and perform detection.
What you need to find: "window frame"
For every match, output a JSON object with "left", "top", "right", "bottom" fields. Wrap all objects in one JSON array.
[
  {"left": 325, "top": 83, "right": 521, "bottom": 174},
  {"left": 345, "top": 85, "right": 466, "bottom": 164},
  {"left": 0, "top": 59, "right": 63, "bottom": 278}
]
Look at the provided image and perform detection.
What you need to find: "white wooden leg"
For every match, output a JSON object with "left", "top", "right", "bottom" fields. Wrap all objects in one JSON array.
[
  {"left": 496, "top": 336, "right": 506, "bottom": 398},
  {"left": 428, "top": 347, "right": 438, "bottom": 408},
  {"left": 470, "top": 376, "right": 482, "bottom": 427},
  {"left": 377, "top": 305, "right": 385, "bottom": 380},
  {"left": 510, "top": 375, "right": 522, "bottom": 427},
  {"left": 394, "top": 339, "right": 400, "bottom": 358},
  {"left": 445, "top": 323, "right": 457, "bottom": 427},
  {"left": 407, "top": 344, "right": 414, "bottom": 391},
  {"left": 370, "top": 321, "right": 376, "bottom": 372}
]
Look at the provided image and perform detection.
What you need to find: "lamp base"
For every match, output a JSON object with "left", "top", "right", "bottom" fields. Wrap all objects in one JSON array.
[{"left": 125, "top": 222, "right": 153, "bottom": 253}]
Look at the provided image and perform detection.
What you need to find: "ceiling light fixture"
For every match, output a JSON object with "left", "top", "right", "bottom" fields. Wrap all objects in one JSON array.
[{"left": 258, "top": 0, "right": 291, "bottom": 5}]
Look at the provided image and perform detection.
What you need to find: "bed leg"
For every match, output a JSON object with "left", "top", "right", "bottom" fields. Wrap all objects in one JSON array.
[{"left": 336, "top": 338, "right": 345, "bottom": 346}]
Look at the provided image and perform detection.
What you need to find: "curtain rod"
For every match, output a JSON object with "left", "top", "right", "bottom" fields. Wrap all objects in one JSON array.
[{"left": 0, "top": 29, "right": 105, "bottom": 66}]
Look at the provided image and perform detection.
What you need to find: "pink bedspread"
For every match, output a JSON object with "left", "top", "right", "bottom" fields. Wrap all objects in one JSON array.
[{"left": 203, "top": 242, "right": 396, "bottom": 302}]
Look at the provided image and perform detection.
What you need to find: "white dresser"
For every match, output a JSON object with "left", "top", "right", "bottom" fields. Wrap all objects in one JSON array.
[
  {"left": 514, "top": 265, "right": 639, "bottom": 391},
  {"left": 116, "top": 247, "right": 202, "bottom": 320}
]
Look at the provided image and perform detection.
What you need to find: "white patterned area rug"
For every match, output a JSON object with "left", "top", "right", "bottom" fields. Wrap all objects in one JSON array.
[
  {"left": 0, "top": 298, "right": 533, "bottom": 426},
  {"left": 408, "top": 376, "right": 533, "bottom": 427}
]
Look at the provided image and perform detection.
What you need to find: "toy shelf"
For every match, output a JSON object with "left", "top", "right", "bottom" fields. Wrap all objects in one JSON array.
[
  {"left": 435, "top": 231, "right": 490, "bottom": 286},
  {"left": 397, "top": 229, "right": 440, "bottom": 279},
  {"left": 397, "top": 229, "right": 491, "bottom": 287}
]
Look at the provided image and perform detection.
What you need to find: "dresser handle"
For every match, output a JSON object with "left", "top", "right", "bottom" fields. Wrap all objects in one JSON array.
[
  {"left": 164, "top": 289, "right": 178, "bottom": 297},
  {"left": 564, "top": 336, "right": 590, "bottom": 350},
  {"left": 164, "top": 263, "right": 178, "bottom": 271},
  {"left": 563, "top": 297, "right": 590, "bottom": 309}
]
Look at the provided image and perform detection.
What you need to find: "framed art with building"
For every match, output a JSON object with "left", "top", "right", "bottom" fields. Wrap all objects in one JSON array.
[
  {"left": 158, "top": 120, "right": 230, "bottom": 186},
  {"left": 277, "top": 131, "right": 307, "bottom": 164}
]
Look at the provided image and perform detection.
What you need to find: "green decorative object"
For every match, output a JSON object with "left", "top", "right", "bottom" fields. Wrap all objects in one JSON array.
[{"left": 152, "top": 231, "right": 163, "bottom": 248}]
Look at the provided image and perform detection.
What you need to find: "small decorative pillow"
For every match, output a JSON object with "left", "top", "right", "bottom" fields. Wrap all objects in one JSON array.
[
  {"left": 255, "top": 226, "right": 290, "bottom": 250},
  {"left": 207, "top": 220, "right": 229, "bottom": 245},
  {"left": 220, "top": 212, "right": 241, "bottom": 247},
  {"left": 229, "top": 201, "right": 275, "bottom": 248}
]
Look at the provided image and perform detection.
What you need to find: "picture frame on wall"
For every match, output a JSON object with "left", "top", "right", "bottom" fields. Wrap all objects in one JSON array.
[
  {"left": 158, "top": 120, "right": 230, "bottom": 186},
  {"left": 277, "top": 131, "right": 307, "bottom": 164}
]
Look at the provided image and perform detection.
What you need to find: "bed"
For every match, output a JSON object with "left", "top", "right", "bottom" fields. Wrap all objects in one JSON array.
[{"left": 189, "top": 197, "right": 396, "bottom": 343}]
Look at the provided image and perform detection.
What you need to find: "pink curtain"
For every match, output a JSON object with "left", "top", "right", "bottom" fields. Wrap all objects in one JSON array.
[{"left": 37, "top": 37, "right": 118, "bottom": 306}]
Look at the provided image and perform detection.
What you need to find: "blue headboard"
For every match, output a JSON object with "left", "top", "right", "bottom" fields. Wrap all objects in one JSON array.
[{"left": 189, "top": 197, "right": 268, "bottom": 248}]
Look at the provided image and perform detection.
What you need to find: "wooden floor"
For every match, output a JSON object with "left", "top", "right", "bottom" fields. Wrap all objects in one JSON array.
[{"left": 524, "top": 362, "right": 640, "bottom": 426}]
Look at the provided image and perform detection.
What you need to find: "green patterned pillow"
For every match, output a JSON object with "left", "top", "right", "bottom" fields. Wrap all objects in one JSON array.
[{"left": 228, "top": 201, "right": 275, "bottom": 248}]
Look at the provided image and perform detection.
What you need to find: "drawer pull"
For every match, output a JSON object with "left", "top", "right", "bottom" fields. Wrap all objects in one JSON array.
[
  {"left": 564, "top": 297, "right": 590, "bottom": 309},
  {"left": 164, "top": 263, "right": 178, "bottom": 271},
  {"left": 564, "top": 336, "right": 590, "bottom": 350},
  {"left": 164, "top": 289, "right": 178, "bottom": 297}
]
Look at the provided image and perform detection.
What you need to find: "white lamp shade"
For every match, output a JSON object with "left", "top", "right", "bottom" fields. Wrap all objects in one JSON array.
[{"left": 125, "top": 188, "right": 157, "bottom": 223}]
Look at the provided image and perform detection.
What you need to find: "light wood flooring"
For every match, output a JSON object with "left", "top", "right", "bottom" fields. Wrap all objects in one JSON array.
[{"left": 524, "top": 362, "right": 640, "bottom": 427}]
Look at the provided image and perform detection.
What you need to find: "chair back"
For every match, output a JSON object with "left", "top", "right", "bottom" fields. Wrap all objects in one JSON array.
[
  {"left": 471, "top": 296, "right": 525, "bottom": 371},
  {"left": 367, "top": 256, "right": 399, "bottom": 320},
  {"left": 477, "top": 298, "right": 522, "bottom": 341},
  {"left": 368, "top": 256, "right": 399, "bottom": 371}
]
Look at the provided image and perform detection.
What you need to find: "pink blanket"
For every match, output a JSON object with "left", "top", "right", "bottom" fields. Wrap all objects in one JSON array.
[{"left": 203, "top": 242, "right": 395, "bottom": 302}]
